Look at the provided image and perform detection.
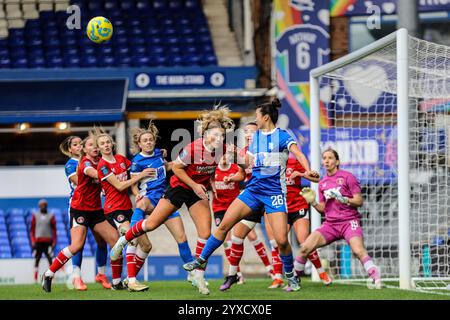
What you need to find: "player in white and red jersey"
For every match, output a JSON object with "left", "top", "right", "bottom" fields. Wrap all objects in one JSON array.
[
  {"left": 285, "top": 156, "right": 332, "bottom": 285},
  {"left": 59, "top": 135, "right": 111, "bottom": 290},
  {"left": 110, "top": 106, "right": 234, "bottom": 295},
  {"left": 298, "top": 149, "right": 382, "bottom": 289},
  {"left": 41, "top": 135, "right": 130, "bottom": 293},
  {"left": 94, "top": 127, "right": 154, "bottom": 292}
]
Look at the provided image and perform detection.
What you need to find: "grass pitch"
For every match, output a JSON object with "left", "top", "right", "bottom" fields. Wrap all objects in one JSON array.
[{"left": 0, "top": 278, "right": 449, "bottom": 300}]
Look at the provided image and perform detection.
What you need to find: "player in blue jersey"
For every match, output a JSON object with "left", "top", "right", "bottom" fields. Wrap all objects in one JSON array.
[
  {"left": 59, "top": 136, "right": 111, "bottom": 290},
  {"left": 128, "top": 122, "right": 195, "bottom": 283},
  {"left": 183, "top": 98, "right": 319, "bottom": 292}
]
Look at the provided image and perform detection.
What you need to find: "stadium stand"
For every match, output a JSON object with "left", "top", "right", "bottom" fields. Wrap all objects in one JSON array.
[
  {"left": 0, "top": 0, "right": 217, "bottom": 68},
  {"left": 0, "top": 206, "right": 96, "bottom": 258}
]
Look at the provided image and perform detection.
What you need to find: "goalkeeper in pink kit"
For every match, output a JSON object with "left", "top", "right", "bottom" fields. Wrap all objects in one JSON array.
[{"left": 297, "top": 149, "right": 382, "bottom": 289}]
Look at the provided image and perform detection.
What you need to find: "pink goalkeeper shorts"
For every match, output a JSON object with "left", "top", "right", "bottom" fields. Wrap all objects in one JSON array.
[{"left": 316, "top": 219, "right": 364, "bottom": 245}]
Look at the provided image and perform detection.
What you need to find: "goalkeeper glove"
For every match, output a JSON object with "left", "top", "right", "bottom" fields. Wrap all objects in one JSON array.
[
  {"left": 329, "top": 190, "right": 349, "bottom": 204},
  {"left": 300, "top": 187, "right": 317, "bottom": 206}
]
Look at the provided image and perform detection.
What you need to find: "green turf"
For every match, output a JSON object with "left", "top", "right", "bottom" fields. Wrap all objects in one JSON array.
[{"left": 0, "top": 278, "right": 449, "bottom": 300}]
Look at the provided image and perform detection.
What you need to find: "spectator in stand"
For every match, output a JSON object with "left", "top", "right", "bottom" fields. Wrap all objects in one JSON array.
[{"left": 30, "top": 199, "right": 57, "bottom": 283}]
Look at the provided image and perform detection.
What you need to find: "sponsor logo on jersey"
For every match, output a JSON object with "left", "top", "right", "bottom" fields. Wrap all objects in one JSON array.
[
  {"left": 101, "top": 166, "right": 109, "bottom": 175},
  {"left": 196, "top": 165, "right": 216, "bottom": 174},
  {"left": 84, "top": 161, "right": 92, "bottom": 168}
]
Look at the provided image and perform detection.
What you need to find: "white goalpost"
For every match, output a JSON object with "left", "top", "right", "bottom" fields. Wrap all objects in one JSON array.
[{"left": 309, "top": 28, "right": 450, "bottom": 291}]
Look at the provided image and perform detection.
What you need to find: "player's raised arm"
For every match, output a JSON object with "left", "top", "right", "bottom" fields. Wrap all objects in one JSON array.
[{"left": 289, "top": 143, "right": 312, "bottom": 176}]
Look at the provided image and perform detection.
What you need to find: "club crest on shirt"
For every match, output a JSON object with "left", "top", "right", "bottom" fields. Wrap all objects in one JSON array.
[
  {"left": 336, "top": 178, "right": 344, "bottom": 185},
  {"left": 116, "top": 214, "right": 125, "bottom": 222},
  {"left": 120, "top": 163, "right": 126, "bottom": 169},
  {"left": 215, "top": 218, "right": 221, "bottom": 226}
]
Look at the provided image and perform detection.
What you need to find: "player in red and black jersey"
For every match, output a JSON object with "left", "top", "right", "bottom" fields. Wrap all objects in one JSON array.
[
  {"left": 212, "top": 147, "right": 272, "bottom": 287},
  {"left": 41, "top": 135, "right": 130, "bottom": 293},
  {"left": 109, "top": 106, "right": 234, "bottom": 295},
  {"left": 286, "top": 157, "right": 332, "bottom": 285},
  {"left": 94, "top": 127, "right": 154, "bottom": 291}
]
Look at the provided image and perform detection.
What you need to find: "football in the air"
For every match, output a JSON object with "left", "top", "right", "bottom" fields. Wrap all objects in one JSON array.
[{"left": 86, "top": 16, "right": 113, "bottom": 44}]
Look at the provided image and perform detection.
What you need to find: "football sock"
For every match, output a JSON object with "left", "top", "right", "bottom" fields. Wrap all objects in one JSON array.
[
  {"left": 279, "top": 254, "right": 294, "bottom": 275},
  {"left": 125, "top": 219, "right": 147, "bottom": 242},
  {"left": 199, "top": 235, "right": 223, "bottom": 261},
  {"left": 252, "top": 238, "right": 271, "bottom": 268},
  {"left": 126, "top": 244, "right": 137, "bottom": 282},
  {"left": 178, "top": 240, "right": 194, "bottom": 264},
  {"left": 228, "top": 236, "right": 244, "bottom": 276},
  {"left": 308, "top": 250, "right": 324, "bottom": 274},
  {"left": 47, "top": 247, "right": 73, "bottom": 276}
]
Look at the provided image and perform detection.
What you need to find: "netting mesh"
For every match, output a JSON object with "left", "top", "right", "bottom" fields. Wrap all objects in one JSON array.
[{"left": 315, "top": 35, "right": 450, "bottom": 290}]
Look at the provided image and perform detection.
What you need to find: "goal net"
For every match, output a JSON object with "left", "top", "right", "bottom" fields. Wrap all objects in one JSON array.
[{"left": 309, "top": 29, "right": 450, "bottom": 291}]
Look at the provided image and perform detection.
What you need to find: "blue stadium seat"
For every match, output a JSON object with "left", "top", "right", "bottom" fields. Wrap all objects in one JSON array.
[
  {"left": 0, "top": 243, "right": 11, "bottom": 250},
  {"left": 7, "top": 215, "right": 25, "bottom": 223},
  {"left": 10, "top": 47, "right": 26, "bottom": 58},
  {"left": 147, "top": 36, "right": 163, "bottom": 46},
  {"left": 46, "top": 55, "right": 63, "bottom": 68},
  {"left": 10, "top": 230, "right": 28, "bottom": 238},
  {"left": 98, "top": 46, "right": 113, "bottom": 55},
  {"left": 183, "top": 54, "right": 201, "bottom": 66},
  {"left": 0, "top": 238, "right": 9, "bottom": 245},
  {"left": 29, "top": 47, "right": 44, "bottom": 57},
  {"left": 201, "top": 53, "right": 217, "bottom": 66},
  {"left": 165, "top": 54, "right": 183, "bottom": 66},
  {"left": 28, "top": 56, "right": 46, "bottom": 68},
  {"left": 88, "top": 1, "right": 103, "bottom": 11},
  {"left": 148, "top": 54, "right": 166, "bottom": 66},
  {"left": 0, "top": 209, "right": 4, "bottom": 216},
  {"left": 168, "top": 46, "right": 181, "bottom": 54},
  {"left": 184, "top": 45, "right": 197, "bottom": 54},
  {"left": 15, "top": 251, "right": 32, "bottom": 258},
  {"left": 105, "top": 0, "right": 119, "bottom": 10},
  {"left": 132, "top": 54, "right": 150, "bottom": 67},
  {"left": 153, "top": 0, "right": 168, "bottom": 10},
  {"left": 64, "top": 55, "right": 81, "bottom": 67},
  {"left": 11, "top": 236, "right": 29, "bottom": 244},
  {"left": 130, "top": 45, "right": 146, "bottom": 55},
  {"left": 136, "top": 0, "right": 151, "bottom": 11},
  {"left": 7, "top": 208, "right": 25, "bottom": 216},
  {"left": 98, "top": 55, "right": 115, "bottom": 67},
  {"left": 115, "top": 45, "right": 130, "bottom": 55},
  {"left": 80, "top": 55, "right": 98, "bottom": 67},
  {"left": 0, "top": 224, "right": 7, "bottom": 232},
  {"left": 8, "top": 224, "right": 27, "bottom": 232},
  {"left": 0, "top": 252, "right": 12, "bottom": 258},
  {"left": 12, "top": 57, "right": 27, "bottom": 68}
]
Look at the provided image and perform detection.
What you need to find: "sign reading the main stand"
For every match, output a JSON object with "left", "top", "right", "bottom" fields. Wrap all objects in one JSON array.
[{"left": 135, "top": 72, "right": 226, "bottom": 89}]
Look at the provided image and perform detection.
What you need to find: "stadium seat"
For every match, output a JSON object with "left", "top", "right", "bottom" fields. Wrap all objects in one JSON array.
[
  {"left": 7, "top": 215, "right": 25, "bottom": 224},
  {"left": 10, "top": 230, "right": 28, "bottom": 238},
  {"left": 15, "top": 251, "right": 32, "bottom": 258},
  {"left": 0, "top": 252, "right": 12, "bottom": 258},
  {"left": 0, "top": 225, "right": 7, "bottom": 232},
  {"left": 7, "top": 208, "right": 24, "bottom": 216},
  {"left": 0, "top": 238, "right": 9, "bottom": 245},
  {"left": 8, "top": 223, "right": 27, "bottom": 231}
]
